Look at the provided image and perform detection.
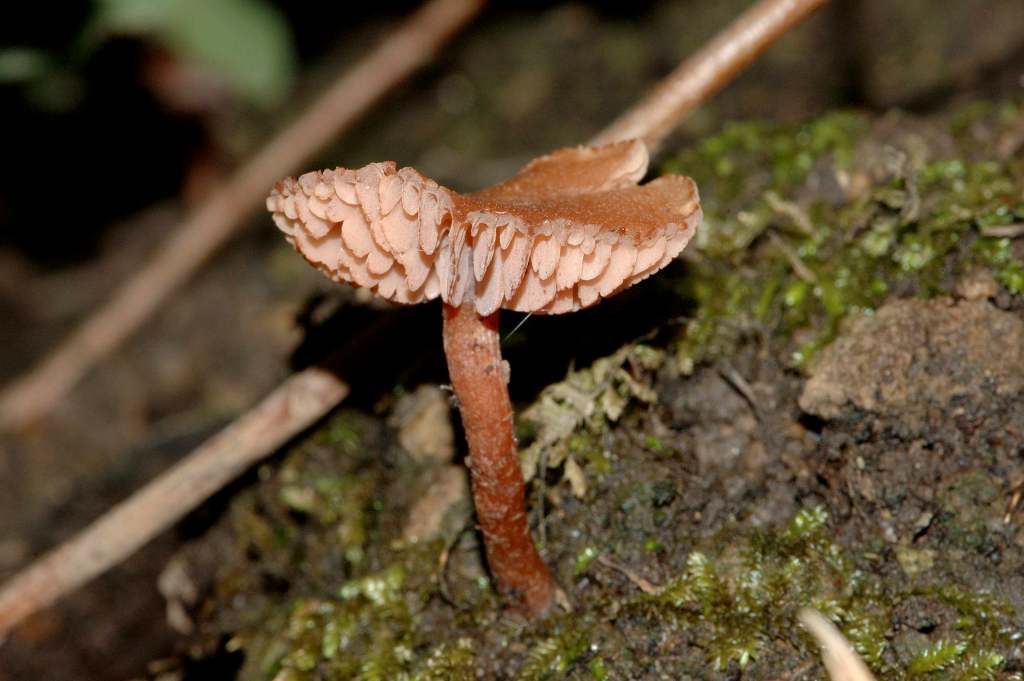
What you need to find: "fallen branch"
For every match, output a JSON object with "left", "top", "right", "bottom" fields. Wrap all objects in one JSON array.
[
  {"left": 596, "top": 554, "right": 661, "bottom": 595},
  {"left": 0, "top": 0, "right": 485, "bottom": 431},
  {"left": 0, "top": 366, "right": 348, "bottom": 640},
  {"left": 980, "top": 222, "right": 1024, "bottom": 239},
  {"left": 591, "top": 0, "right": 829, "bottom": 150}
]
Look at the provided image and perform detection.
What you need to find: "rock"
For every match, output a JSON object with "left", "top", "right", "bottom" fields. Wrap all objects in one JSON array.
[
  {"left": 157, "top": 557, "right": 198, "bottom": 635},
  {"left": 401, "top": 465, "right": 470, "bottom": 543},
  {"left": 389, "top": 385, "right": 455, "bottom": 464},
  {"left": 955, "top": 268, "right": 999, "bottom": 302},
  {"left": 799, "top": 298, "right": 1024, "bottom": 428}
]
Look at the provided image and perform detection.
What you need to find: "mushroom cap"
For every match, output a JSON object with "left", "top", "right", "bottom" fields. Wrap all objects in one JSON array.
[{"left": 267, "top": 139, "right": 701, "bottom": 315}]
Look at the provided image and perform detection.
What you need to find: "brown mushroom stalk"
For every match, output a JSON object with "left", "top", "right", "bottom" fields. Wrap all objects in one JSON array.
[
  {"left": 266, "top": 139, "right": 701, "bottom": 617},
  {"left": 442, "top": 300, "right": 557, "bottom": 615}
]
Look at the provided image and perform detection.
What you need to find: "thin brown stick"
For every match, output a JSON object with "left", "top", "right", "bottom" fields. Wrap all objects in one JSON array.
[
  {"left": 0, "top": 367, "right": 348, "bottom": 640},
  {"left": 590, "top": 0, "right": 829, "bottom": 150},
  {"left": 768, "top": 230, "right": 817, "bottom": 283},
  {"left": 0, "top": 0, "right": 484, "bottom": 431},
  {"left": 980, "top": 223, "right": 1024, "bottom": 239},
  {"left": 595, "top": 554, "right": 660, "bottom": 595},
  {"left": 1004, "top": 476, "right": 1024, "bottom": 525},
  {"left": 442, "top": 301, "right": 558, "bottom": 617}
]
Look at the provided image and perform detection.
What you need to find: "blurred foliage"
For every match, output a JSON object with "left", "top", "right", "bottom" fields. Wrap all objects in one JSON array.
[
  {"left": 0, "top": 47, "right": 54, "bottom": 83},
  {"left": 0, "top": 0, "right": 295, "bottom": 109},
  {"left": 84, "top": 0, "right": 296, "bottom": 107}
]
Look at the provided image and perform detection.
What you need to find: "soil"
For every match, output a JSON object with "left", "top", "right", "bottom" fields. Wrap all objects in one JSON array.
[
  {"left": 1, "top": 3, "right": 1024, "bottom": 681},
  {"left": 116, "top": 101, "right": 1024, "bottom": 680}
]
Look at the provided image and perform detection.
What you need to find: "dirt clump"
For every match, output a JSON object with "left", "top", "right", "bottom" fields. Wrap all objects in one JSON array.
[{"left": 800, "top": 297, "right": 1024, "bottom": 430}]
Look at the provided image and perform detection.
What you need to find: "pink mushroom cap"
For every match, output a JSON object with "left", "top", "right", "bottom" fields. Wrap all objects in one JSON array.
[{"left": 267, "top": 139, "right": 701, "bottom": 315}]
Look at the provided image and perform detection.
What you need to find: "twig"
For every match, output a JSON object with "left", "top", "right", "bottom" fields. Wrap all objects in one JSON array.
[
  {"left": 1004, "top": 476, "right": 1024, "bottom": 525},
  {"left": 591, "top": 0, "right": 829, "bottom": 150},
  {"left": 799, "top": 609, "right": 878, "bottom": 681},
  {"left": 718, "top": 361, "right": 764, "bottom": 423},
  {"left": 980, "top": 223, "right": 1024, "bottom": 239},
  {"left": 0, "top": 366, "right": 348, "bottom": 640},
  {"left": 0, "top": 0, "right": 484, "bottom": 431},
  {"left": 768, "top": 230, "right": 818, "bottom": 283},
  {"left": 766, "top": 190, "right": 815, "bottom": 236},
  {"left": 595, "top": 555, "right": 661, "bottom": 595}
]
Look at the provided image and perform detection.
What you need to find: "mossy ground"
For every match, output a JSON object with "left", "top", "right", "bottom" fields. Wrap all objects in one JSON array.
[{"left": 168, "top": 100, "right": 1024, "bottom": 680}]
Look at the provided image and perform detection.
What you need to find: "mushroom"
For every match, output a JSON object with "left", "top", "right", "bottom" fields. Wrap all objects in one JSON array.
[{"left": 266, "top": 139, "right": 701, "bottom": 617}]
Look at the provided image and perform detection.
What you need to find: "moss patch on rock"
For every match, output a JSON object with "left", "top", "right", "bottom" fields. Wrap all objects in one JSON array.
[{"left": 664, "top": 101, "right": 1024, "bottom": 372}]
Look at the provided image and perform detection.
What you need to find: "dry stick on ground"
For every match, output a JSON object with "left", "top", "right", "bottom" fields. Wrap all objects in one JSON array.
[
  {"left": 591, "top": 0, "right": 829, "bottom": 150},
  {"left": 981, "top": 222, "right": 1024, "bottom": 239},
  {"left": 0, "top": 0, "right": 485, "bottom": 432},
  {"left": 0, "top": 0, "right": 829, "bottom": 637},
  {"left": 0, "top": 366, "right": 348, "bottom": 640}
]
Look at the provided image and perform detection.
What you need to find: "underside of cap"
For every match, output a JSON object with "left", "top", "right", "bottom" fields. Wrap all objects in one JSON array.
[
  {"left": 268, "top": 163, "right": 455, "bottom": 305},
  {"left": 267, "top": 140, "right": 701, "bottom": 315}
]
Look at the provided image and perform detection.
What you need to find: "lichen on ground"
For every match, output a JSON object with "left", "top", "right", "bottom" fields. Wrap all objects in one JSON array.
[{"left": 172, "top": 99, "right": 1024, "bottom": 680}]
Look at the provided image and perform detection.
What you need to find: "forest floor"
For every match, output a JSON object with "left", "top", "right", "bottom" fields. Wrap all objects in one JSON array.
[
  {"left": 1, "top": 3, "right": 1023, "bottom": 680},
  {"left": 155, "top": 101, "right": 1024, "bottom": 681}
]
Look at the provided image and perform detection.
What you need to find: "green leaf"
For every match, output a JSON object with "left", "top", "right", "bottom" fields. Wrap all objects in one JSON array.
[
  {"left": 0, "top": 48, "right": 54, "bottom": 83},
  {"left": 87, "top": 0, "right": 296, "bottom": 107}
]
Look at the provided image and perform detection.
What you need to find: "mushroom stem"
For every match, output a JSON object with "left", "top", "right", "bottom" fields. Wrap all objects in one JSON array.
[{"left": 441, "top": 301, "right": 557, "bottom": 617}]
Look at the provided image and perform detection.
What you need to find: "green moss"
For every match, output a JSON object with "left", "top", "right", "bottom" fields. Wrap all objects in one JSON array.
[
  {"left": 315, "top": 412, "right": 366, "bottom": 451},
  {"left": 262, "top": 542, "right": 453, "bottom": 680},
  {"left": 574, "top": 545, "right": 600, "bottom": 575},
  {"left": 642, "top": 434, "right": 663, "bottom": 453},
  {"left": 519, "top": 343, "right": 665, "bottom": 488},
  {"left": 620, "top": 508, "right": 1017, "bottom": 679},
  {"left": 221, "top": 440, "right": 1019, "bottom": 680},
  {"left": 973, "top": 237, "right": 1024, "bottom": 295},
  {"left": 587, "top": 657, "right": 609, "bottom": 680},
  {"left": 642, "top": 537, "right": 663, "bottom": 553},
  {"left": 515, "top": 626, "right": 593, "bottom": 681},
  {"left": 204, "top": 104, "right": 1024, "bottom": 680},
  {"left": 570, "top": 433, "right": 611, "bottom": 477},
  {"left": 663, "top": 112, "right": 866, "bottom": 258},
  {"left": 663, "top": 103, "right": 1024, "bottom": 372},
  {"left": 207, "top": 411, "right": 481, "bottom": 680},
  {"left": 907, "top": 641, "right": 968, "bottom": 676},
  {"left": 895, "top": 586, "right": 1014, "bottom": 681},
  {"left": 412, "top": 639, "right": 478, "bottom": 681}
]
